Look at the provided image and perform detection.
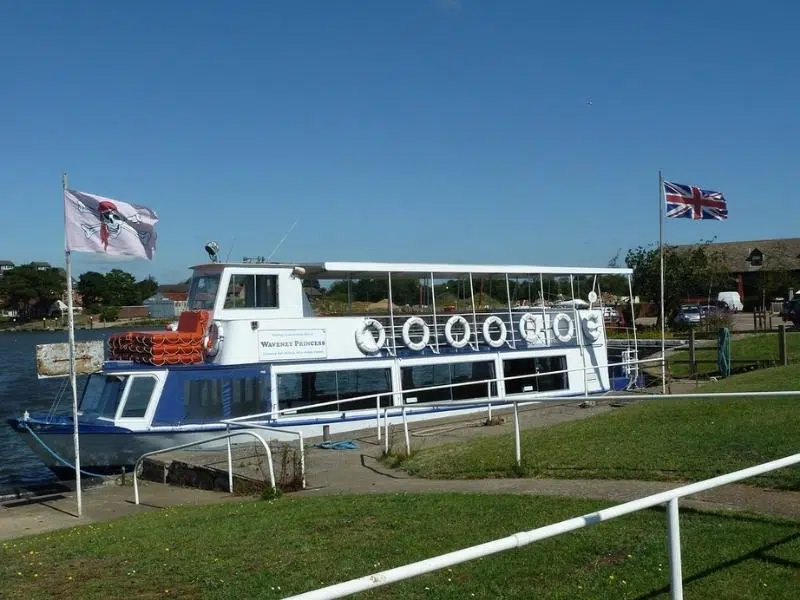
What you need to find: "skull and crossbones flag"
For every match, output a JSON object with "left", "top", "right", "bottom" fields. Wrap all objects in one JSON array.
[{"left": 64, "top": 189, "right": 159, "bottom": 259}]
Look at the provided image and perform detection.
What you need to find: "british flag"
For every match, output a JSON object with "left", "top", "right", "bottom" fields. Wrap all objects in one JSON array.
[{"left": 664, "top": 181, "right": 728, "bottom": 220}]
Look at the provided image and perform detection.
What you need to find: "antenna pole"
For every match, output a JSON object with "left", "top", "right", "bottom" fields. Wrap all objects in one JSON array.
[{"left": 268, "top": 219, "right": 299, "bottom": 260}]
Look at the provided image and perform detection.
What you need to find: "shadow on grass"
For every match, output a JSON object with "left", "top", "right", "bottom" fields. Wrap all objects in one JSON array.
[{"left": 633, "top": 531, "right": 800, "bottom": 600}]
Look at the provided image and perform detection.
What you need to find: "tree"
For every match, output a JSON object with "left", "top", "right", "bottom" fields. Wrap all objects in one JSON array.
[
  {"left": 77, "top": 271, "right": 107, "bottom": 310},
  {"left": 102, "top": 269, "right": 138, "bottom": 306},
  {"left": 625, "top": 240, "right": 730, "bottom": 324},
  {"left": 134, "top": 276, "right": 159, "bottom": 304},
  {"left": 0, "top": 264, "right": 66, "bottom": 320}
]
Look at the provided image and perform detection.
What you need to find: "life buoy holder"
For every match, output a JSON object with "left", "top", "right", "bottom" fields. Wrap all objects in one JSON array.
[
  {"left": 482, "top": 315, "right": 507, "bottom": 348},
  {"left": 355, "top": 318, "right": 386, "bottom": 354},
  {"left": 551, "top": 312, "right": 575, "bottom": 343},
  {"left": 402, "top": 317, "right": 430, "bottom": 351},
  {"left": 582, "top": 311, "right": 602, "bottom": 342},
  {"left": 518, "top": 312, "right": 546, "bottom": 345},
  {"left": 203, "top": 322, "right": 224, "bottom": 357},
  {"left": 444, "top": 315, "right": 471, "bottom": 348}
]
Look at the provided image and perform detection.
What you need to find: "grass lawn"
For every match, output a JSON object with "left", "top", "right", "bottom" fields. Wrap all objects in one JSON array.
[
  {"left": 400, "top": 364, "right": 800, "bottom": 488},
  {"left": 2, "top": 494, "right": 798, "bottom": 599},
  {"left": 668, "top": 332, "right": 800, "bottom": 378}
]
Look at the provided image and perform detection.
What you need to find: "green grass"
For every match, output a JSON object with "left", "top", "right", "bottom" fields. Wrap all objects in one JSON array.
[
  {"left": 668, "top": 332, "right": 800, "bottom": 377},
  {"left": 1, "top": 494, "right": 798, "bottom": 599},
  {"left": 401, "top": 364, "right": 800, "bottom": 488}
]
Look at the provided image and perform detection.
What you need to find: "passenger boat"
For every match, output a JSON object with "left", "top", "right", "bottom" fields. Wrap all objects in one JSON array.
[{"left": 7, "top": 258, "right": 639, "bottom": 477}]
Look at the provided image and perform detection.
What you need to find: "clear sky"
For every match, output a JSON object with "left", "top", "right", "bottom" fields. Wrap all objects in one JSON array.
[{"left": 1, "top": 1, "right": 799, "bottom": 284}]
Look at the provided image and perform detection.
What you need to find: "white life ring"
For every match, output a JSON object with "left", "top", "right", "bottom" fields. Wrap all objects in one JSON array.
[
  {"left": 444, "top": 315, "right": 471, "bottom": 348},
  {"left": 518, "top": 312, "right": 546, "bottom": 345},
  {"left": 482, "top": 315, "right": 507, "bottom": 348},
  {"left": 355, "top": 319, "right": 386, "bottom": 354},
  {"left": 203, "top": 322, "right": 224, "bottom": 357},
  {"left": 582, "top": 311, "right": 602, "bottom": 342},
  {"left": 402, "top": 317, "right": 430, "bottom": 351},
  {"left": 551, "top": 312, "right": 575, "bottom": 343}
]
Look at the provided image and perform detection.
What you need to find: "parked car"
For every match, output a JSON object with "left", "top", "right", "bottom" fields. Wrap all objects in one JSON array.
[
  {"left": 602, "top": 306, "right": 626, "bottom": 328},
  {"left": 781, "top": 299, "right": 800, "bottom": 325},
  {"left": 674, "top": 305, "right": 701, "bottom": 326},
  {"left": 717, "top": 291, "right": 743, "bottom": 312}
]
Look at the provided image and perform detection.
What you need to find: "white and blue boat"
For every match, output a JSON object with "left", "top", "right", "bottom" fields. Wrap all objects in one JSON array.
[{"left": 8, "top": 258, "right": 638, "bottom": 477}]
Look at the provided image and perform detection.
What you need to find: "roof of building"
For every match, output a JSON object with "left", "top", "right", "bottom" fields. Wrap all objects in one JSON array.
[
  {"left": 0, "top": 260, "right": 14, "bottom": 266},
  {"left": 676, "top": 238, "right": 800, "bottom": 272}
]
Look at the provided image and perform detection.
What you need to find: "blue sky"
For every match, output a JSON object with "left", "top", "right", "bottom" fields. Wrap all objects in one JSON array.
[{"left": 1, "top": 1, "right": 799, "bottom": 284}]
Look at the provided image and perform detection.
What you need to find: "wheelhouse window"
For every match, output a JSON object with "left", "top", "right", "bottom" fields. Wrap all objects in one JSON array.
[
  {"left": 277, "top": 368, "right": 392, "bottom": 412},
  {"left": 187, "top": 274, "right": 221, "bottom": 310},
  {"left": 120, "top": 376, "right": 157, "bottom": 418},
  {"left": 79, "top": 374, "right": 127, "bottom": 419},
  {"left": 503, "top": 355, "right": 567, "bottom": 395},
  {"left": 401, "top": 361, "right": 496, "bottom": 404},
  {"left": 224, "top": 274, "right": 278, "bottom": 309}
]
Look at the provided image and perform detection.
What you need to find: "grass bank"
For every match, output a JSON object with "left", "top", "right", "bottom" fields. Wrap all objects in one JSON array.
[
  {"left": 400, "top": 364, "right": 800, "bottom": 488},
  {"left": 668, "top": 332, "right": 800, "bottom": 378},
  {"left": 2, "top": 494, "right": 798, "bottom": 599}
]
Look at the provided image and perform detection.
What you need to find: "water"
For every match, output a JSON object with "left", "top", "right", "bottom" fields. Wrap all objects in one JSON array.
[{"left": 0, "top": 328, "right": 110, "bottom": 492}]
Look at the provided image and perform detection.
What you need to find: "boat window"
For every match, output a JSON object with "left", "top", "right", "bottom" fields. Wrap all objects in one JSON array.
[
  {"left": 277, "top": 368, "right": 392, "bottom": 412},
  {"left": 187, "top": 274, "right": 221, "bottom": 310},
  {"left": 230, "top": 376, "right": 264, "bottom": 418},
  {"left": 120, "top": 376, "right": 157, "bottom": 418},
  {"left": 400, "top": 361, "right": 496, "bottom": 404},
  {"left": 79, "top": 374, "right": 127, "bottom": 419},
  {"left": 224, "top": 274, "right": 278, "bottom": 309},
  {"left": 184, "top": 379, "right": 224, "bottom": 421},
  {"left": 503, "top": 355, "right": 568, "bottom": 395}
]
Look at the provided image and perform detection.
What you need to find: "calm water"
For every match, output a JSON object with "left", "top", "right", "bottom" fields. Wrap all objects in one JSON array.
[{"left": 0, "top": 328, "right": 110, "bottom": 492}]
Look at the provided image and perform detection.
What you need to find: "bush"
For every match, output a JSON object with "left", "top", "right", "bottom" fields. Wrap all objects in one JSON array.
[{"left": 100, "top": 305, "right": 120, "bottom": 322}]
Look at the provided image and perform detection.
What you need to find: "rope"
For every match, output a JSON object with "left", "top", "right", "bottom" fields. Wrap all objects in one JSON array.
[
  {"left": 717, "top": 327, "right": 731, "bottom": 378},
  {"left": 312, "top": 440, "right": 359, "bottom": 450},
  {"left": 20, "top": 422, "right": 108, "bottom": 478}
]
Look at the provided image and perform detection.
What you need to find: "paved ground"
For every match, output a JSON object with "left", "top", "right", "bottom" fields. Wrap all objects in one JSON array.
[{"left": 2, "top": 393, "right": 798, "bottom": 542}]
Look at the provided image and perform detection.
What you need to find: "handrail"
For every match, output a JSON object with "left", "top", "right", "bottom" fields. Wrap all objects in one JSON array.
[
  {"left": 133, "top": 431, "right": 276, "bottom": 505},
  {"left": 283, "top": 452, "right": 800, "bottom": 600},
  {"left": 226, "top": 355, "right": 661, "bottom": 424},
  {"left": 221, "top": 420, "right": 306, "bottom": 490}
]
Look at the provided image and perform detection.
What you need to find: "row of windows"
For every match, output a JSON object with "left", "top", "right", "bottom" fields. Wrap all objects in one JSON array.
[
  {"left": 183, "top": 377, "right": 265, "bottom": 421},
  {"left": 277, "top": 369, "right": 393, "bottom": 412},
  {"left": 187, "top": 273, "right": 279, "bottom": 311}
]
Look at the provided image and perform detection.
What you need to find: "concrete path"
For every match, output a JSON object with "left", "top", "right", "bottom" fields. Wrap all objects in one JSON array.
[{"left": 1, "top": 395, "right": 797, "bottom": 541}]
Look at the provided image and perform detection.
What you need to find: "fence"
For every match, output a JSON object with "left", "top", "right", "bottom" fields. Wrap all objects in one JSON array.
[{"left": 284, "top": 450, "right": 800, "bottom": 600}]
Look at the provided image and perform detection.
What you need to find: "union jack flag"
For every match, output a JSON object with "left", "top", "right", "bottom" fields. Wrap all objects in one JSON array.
[{"left": 663, "top": 181, "right": 728, "bottom": 220}]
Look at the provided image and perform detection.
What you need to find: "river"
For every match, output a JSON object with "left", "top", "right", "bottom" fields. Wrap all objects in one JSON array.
[{"left": 0, "top": 328, "right": 111, "bottom": 493}]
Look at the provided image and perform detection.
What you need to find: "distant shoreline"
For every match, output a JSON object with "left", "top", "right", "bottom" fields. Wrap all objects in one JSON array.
[{"left": 0, "top": 318, "right": 172, "bottom": 334}]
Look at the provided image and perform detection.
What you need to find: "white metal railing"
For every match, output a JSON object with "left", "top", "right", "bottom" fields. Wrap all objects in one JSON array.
[
  {"left": 220, "top": 421, "right": 307, "bottom": 490},
  {"left": 132, "top": 431, "right": 276, "bottom": 505},
  {"left": 284, "top": 452, "right": 800, "bottom": 600}
]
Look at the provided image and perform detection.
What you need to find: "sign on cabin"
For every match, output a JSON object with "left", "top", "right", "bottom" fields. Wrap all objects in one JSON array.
[
  {"left": 35, "top": 341, "right": 105, "bottom": 379},
  {"left": 258, "top": 329, "right": 327, "bottom": 361}
]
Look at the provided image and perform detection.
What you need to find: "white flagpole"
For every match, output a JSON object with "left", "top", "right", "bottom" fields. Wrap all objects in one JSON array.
[
  {"left": 659, "top": 170, "right": 666, "bottom": 393},
  {"left": 63, "top": 172, "right": 82, "bottom": 517}
]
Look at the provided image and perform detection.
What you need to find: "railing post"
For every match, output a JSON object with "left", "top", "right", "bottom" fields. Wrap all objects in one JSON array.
[
  {"left": 298, "top": 432, "right": 306, "bottom": 489},
  {"left": 383, "top": 409, "right": 390, "bottom": 454},
  {"left": 688, "top": 329, "right": 696, "bottom": 377},
  {"left": 778, "top": 324, "right": 788, "bottom": 366},
  {"left": 376, "top": 396, "right": 382, "bottom": 441},
  {"left": 487, "top": 381, "right": 493, "bottom": 421},
  {"left": 667, "top": 498, "right": 684, "bottom": 600},
  {"left": 513, "top": 402, "right": 521, "bottom": 467},
  {"left": 226, "top": 424, "right": 234, "bottom": 494},
  {"left": 401, "top": 406, "right": 411, "bottom": 455}
]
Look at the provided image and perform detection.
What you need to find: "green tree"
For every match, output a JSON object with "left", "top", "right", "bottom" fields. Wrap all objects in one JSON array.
[
  {"left": 100, "top": 305, "right": 120, "bottom": 322},
  {"left": 134, "top": 276, "right": 159, "bottom": 303},
  {"left": 77, "top": 271, "right": 107, "bottom": 310},
  {"left": 103, "top": 269, "right": 138, "bottom": 306},
  {"left": 0, "top": 264, "right": 66, "bottom": 320},
  {"left": 625, "top": 240, "right": 730, "bottom": 324}
]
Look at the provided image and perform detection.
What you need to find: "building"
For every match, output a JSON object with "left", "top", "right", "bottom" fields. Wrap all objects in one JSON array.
[
  {"left": 679, "top": 237, "right": 800, "bottom": 309},
  {"left": 30, "top": 261, "right": 51, "bottom": 271},
  {"left": 0, "top": 260, "right": 13, "bottom": 276},
  {"left": 143, "top": 283, "right": 190, "bottom": 318}
]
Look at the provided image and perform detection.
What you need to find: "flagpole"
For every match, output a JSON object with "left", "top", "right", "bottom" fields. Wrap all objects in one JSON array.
[
  {"left": 63, "top": 172, "right": 82, "bottom": 517},
  {"left": 659, "top": 170, "right": 666, "bottom": 393}
]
